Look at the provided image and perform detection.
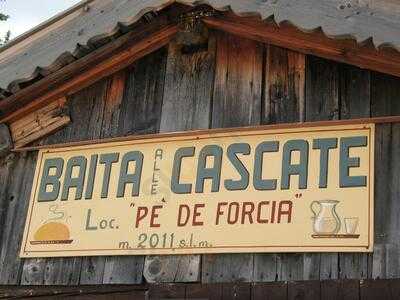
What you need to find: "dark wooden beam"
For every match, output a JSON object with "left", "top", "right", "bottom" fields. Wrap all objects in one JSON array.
[
  {"left": 1, "top": 279, "right": 400, "bottom": 299},
  {"left": 0, "top": 18, "right": 178, "bottom": 123},
  {"left": 0, "top": 285, "right": 148, "bottom": 299},
  {"left": 203, "top": 14, "right": 400, "bottom": 79}
]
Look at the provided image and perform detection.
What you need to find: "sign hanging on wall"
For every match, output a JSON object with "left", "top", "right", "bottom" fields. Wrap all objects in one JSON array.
[{"left": 20, "top": 123, "right": 374, "bottom": 257}]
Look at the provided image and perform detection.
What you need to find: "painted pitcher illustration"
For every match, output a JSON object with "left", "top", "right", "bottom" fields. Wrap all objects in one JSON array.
[{"left": 310, "top": 200, "right": 341, "bottom": 234}]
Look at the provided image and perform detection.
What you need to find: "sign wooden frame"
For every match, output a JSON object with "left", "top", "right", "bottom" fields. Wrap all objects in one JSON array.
[{"left": 20, "top": 123, "right": 374, "bottom": 257}]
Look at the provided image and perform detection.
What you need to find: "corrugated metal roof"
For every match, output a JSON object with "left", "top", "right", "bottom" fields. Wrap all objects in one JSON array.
[{"left": 0, "top": 0, "right": 400, "bottom": 95}]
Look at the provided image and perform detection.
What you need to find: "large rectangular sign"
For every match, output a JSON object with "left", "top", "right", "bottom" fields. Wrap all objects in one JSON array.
[{"left": 21, "top": 123, "right": 374, "bottom": 257}]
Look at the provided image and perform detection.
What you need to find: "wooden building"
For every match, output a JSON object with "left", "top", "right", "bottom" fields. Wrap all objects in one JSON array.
[{"left": 1, "top": 0, "right": 400, "bottom": 299}]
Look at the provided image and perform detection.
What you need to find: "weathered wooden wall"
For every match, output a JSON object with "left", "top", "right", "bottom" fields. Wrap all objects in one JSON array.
[
  {"left": 2, "top": 279, "right": 400, "bottom": 299},
  {"left": 1, "top": 29, "right": 400, "bottom": 285}
]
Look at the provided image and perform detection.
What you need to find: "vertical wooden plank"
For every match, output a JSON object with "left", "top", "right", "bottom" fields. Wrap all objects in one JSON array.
[
  {"left": 75, "top": 77, "right": 112, "bottom": 284},
  {"left": 101, "top": 71, "right": 126, "bottom": 138},
  {"left": 260, "top": 45, "right": 306, "bottom": 282},
  {"left": 372, "top": 125, "right": 400, "bottom": 279},
  {"left": 43, "top": 258, "right": 81, "bottom": 285},
  {"left": 105, "top": 48, "right": 167, "bottom": 284},
  {"left": 321, "top": 280, "right": 343, "bottom": 300},
  {"left": 80, "top": 257, "right": 106, "bottom": 285},
  {"left": 0, "top": 154, "right": 16, "bottom": 280},
  {"left": 254, "top": 254, "right": 278, "bottom": 282},
  {"left": 202, "top": 31, "right": 262, "bottom": 283},
  {"left": 340, "top": 65, "right": 371, "bottom": 119},
  {"left": 277, "top": 253, "right": 306, "bottom": 281},
  {"left": 360, "top": 279, "right": 392, "bottom": 300},
  {"left": 221, "top": 283, "right": 251, "bottom": 300},
  {"left": 305, "top": 56, "right": 339, "bottom": 122},
  {"left": 371, "top": 72, "right": 400, "bottom": 117},
  {"left": 49, "top": 79, "right": 109, "bottom": 144},
  {"left": 339, "top": 64, "right": 371, "bottom": 279},
  {"left": 147, "top": 284, "right": 186, "bottom": 299},
  {"left": 117, "top": 48, "right": 167, "bottom": 136},
  {"left": 21, "top": 258, "right": 47, "bottom": 285},
  {"left": 321, "top": 280, "right": 360, "bottom": 300},
  {"left": 185, "top": 283, "right": 222, "bottom": 300},
  {"left": 370, "top": 72, "right": 400, "bottom": 280},
  {"left": 259, "top": 45, "right": 306, "bottom": 282},
  {"left": 0, "top": 155, "right": 14, "bottom": 249},
  {"left": 80, "top": 71, "right": 126, "bottom": 285},
  {"left": 371, "top": 123, "right": 391, "bottom": 279},
  {"left": 0, "top": 153, "right": 37, "bottom": 284},
  {"left": 252, "top": 282, "right": 287, "bottom": 300},
  {"left": 389, "top": 279, "right": 400, "bottom": 299},
  {"left": 303, "top": 55, "right": 340, "bottom": 280},
  {"left": 0, "top": 124, "right": 12, "bottom": 158},
  {"left": 143, "top": 31, "right": 216, "bottom": 283},
  {"left": 203, "top": 254, "right": 255, "bottom": 283},
  {"left": 288, "top": 281, "right": 320, "bottom": 300},
  {"left": 49, "top": 78, "right": 110, "bottom": 285},
  {"left": 144, "top": 255, "right": 201, "bottom": 283},
  {"left": 339, "top": 253, "right": 369, "bottom": 279},
  {"left": 103, "top": 256, "right": 144, "bottom": 284},
  {"left": 264, "top": 45, "right": 305, "bottom": 124},
  {"left": 211, "top": 31, "right": 262, "bottom": 129},
  {"left": 158, "top": 34, "right": 215, "bottom": 132}
]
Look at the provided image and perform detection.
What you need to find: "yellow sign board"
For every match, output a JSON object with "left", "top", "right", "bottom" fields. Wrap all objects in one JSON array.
[{"left": 20, "top": 123, "right": 374, "bottom": 257}]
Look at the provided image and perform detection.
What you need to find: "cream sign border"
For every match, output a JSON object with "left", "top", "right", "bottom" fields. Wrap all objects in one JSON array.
[{"left": 20, "top": 123, "right": 375, "bottom": 257}]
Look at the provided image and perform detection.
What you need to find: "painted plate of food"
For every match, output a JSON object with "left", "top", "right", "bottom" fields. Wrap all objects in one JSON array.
[{"left": 30, "top": 222, "right": 73, "bottom": 245}]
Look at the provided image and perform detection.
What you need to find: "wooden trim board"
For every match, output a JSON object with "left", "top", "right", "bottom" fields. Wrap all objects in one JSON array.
[
  {"left": 12, "top": 115, "right": 400, "bottom": 152},
  {"left": 9, "top": 97, "right": 70, "bottom": 148},
  {"left": 2, "top": 11, "right": 400, "bottom": 124},
  {"left": 203, "top": 14, "right": 400, "bottom": 79},
  {"left": 0, "top": 21, "right": 178, "bottom": 123}
]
